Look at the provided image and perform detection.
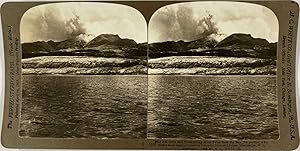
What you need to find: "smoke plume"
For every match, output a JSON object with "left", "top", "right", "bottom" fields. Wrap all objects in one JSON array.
[
  {"left": 149, "top": 2, "right": 279, "bottom": 43},
  {"left": 150, "top": 6, "right": 220, "bottom": 42},
  {"left": 21, "top": 3, "right": 148, "bottom": 43},
  {"left": 21, "top": 5, "right": 88, "bottom": 42},
  {"left": 65, "top": 15, "right": 87, "bottom": 39}
]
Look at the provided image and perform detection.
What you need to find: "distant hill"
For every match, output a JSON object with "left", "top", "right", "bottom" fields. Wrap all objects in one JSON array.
[
  {"left": 56, "top": 38, "right": 86, "bottom": 50},
  {"left": 148, "top": 33, "right": 277, "bottom": 59},
  {"left": 84, "top": 34, "right": 137, "bottom": 48},
  {"left": 22, "top": 33, "right": 277, "bottom": 60},
  {"left": 215, "top": 33, "right": 269, "bottom": 48},
  {"left": 22, "top": 41, "right": 56, "bottom": 54},
  {"left": 22, "top": 33, "right": 277, "bottom": 75},
  {"left": 210, "top": 34, "right": 277, "bottom": 59},
  {"left": 22, "top": 34, "right": 146, "bottom": 59},
  {"left": 148, "top": 37, "right": 217, "bottom": 57},
  {"left": 22, "top": 37, "right": 86, "bottom": 54}
]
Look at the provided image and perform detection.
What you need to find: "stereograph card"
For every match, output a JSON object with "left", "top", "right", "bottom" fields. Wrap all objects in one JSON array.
[{"left": 0, "top": 0, "right": 299, "bottom": 150}]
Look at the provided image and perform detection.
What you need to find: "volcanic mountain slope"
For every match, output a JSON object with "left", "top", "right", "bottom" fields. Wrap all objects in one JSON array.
[
  {"left": 85, "top": 34, "right": 137, "bottom": 48},
  {"left": 216, "top": 34, "right": 269, "bottom": 48},
  {"left": 212, "top": 34, "right": 277, "bottom": 59},
  {"left": 22, "top": 41, "right": 56, "bottom": 54},
  {"left": 147, "top": 33, "right": 277, "bottom": 75},
  {"left": 22, "top": 34, "right": 147, "bottom": 59},
  {"left": 22, "top": 33, "right": 276, "bottom": 59},
  {"left": 148, "top": 33, "right": 277, "bottom": 59},
  {"left": 55, "top": 38, "right": 86, "bottom": 50},
  {"left": 22, "top": 34, "right": 147, "bottom": 75},
  {"left": 22, "top": 37, "right": 86, "bottom": 52},
  {"left": 148, "top": 37, "right": 218, "bottom": 58},
  {"left": 83, "top": 34, "right": 146, "bottom": 59},
  {"left": 21, "top": 33, "right": 277, "bottom": 75}
]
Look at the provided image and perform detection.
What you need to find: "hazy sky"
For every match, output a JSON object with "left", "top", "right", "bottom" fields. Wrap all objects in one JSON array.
[
  {"left": 149, "top": 2, "right": 279, "bottom": 43},
  {"left": 21, "top": 2, "right": 147, "bottom": 43}
]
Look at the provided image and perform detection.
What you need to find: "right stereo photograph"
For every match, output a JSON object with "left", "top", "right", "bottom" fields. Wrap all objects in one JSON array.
[{"left": 147, "top": 1, "right": 279, "bottom": 140}]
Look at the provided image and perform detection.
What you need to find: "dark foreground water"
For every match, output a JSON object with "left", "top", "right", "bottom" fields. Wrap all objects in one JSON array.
[
  {"left": 20, "top": 75, "right": 278, "bottom": 140},
  {"left": 148, "top": 76, "right": 279, "bottom": 140},
  {"left": 20, "top": 75, "right": 147, "bottom": 138}
]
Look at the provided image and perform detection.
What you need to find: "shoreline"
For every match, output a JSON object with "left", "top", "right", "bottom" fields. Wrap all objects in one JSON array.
[
  {"left": 22, "top": 55, "right": 276, "bottom": 75},
  {"left": 22, "top": 71, "right": 277, "bottom": 77}
]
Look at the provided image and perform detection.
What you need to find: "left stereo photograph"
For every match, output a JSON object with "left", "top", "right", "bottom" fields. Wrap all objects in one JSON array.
[{"left": 19, "top": 2, "right": 148, "bottom": 139}]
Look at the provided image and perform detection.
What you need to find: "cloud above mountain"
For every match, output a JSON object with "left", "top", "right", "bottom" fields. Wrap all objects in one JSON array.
[
  {"left": 149, "top": 2, "right": 278, "bottom": 43},
  {"left": 21, "top": 2, "right": 147, "bottom": 43}
]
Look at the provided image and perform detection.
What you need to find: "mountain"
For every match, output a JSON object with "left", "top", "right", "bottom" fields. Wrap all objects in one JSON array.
[
  {"left": 187, "top": 38, "right": 218, "bottom": 50},
  {"left": 22, "top": 33, "right": 277, "bottom": 59},
  {"left": 22, "top": 34, "right": 145, "bottom": 59},
  {"left": 148, "top": 37, "right": 218, "bottom": 58},
  {"left": 215, "top": 33, "right": 269, "bottom": 48},
  {"left": 55, "top": 38, "right": 86, "bottom": 50},
  {"left": 22, "top": 41, "right": 56, "bottom": 54},
  {"left": 148, "top": 33, "right": 276, "bottom": 59},
  {"left": 84, "top": 34, "right": 137, "bottom": 48},
  {"left": 211, "top": 33, "right": 276, "bottom": 59},
  {"left": 82, "top": 34, "right": 145, "bottom": 58},
  {"left": 149, "top": 37, "right": 217, "bottom": 52}
]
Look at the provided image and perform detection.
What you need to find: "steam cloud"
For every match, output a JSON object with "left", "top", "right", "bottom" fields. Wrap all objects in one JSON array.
[
  {"left": 149, "top": 2, "right": 279, "bottom": 43},
  {"left": 21, "top": 2, "right": 277, "bottom": 43},
  {"left": 21, "top": 6, "right": 88, "bottom": 42},
  {"left": 40, "top": 10, "right": 87, "bottom": 41},
  {"left": 21, "top": 3, "right": 148, "bottom": 43},
  {"left": 150, "top": 6, "right": 220, "bottom": 42},
  {"left": 65, "top": 15, "right": 87, "bottom": 39}
]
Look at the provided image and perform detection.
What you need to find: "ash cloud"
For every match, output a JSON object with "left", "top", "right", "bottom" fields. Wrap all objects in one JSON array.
[
  {"left": 21, "top": 3, "right": 148, "bottom": 43},
  {"left": 150, "top": 6, "right": 220, "bottom": 42},
  {"left": 149, "top": 2, "right": 279, "bottom": 43},
  {"left": 65, "top": 15, "right": 87, "bottom": 39},
  {"left": 21, "top": 5, "right": 88, "bottom": 42}
]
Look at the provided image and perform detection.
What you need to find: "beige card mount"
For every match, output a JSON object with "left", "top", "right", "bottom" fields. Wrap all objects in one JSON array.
[{"left": 0, "top": 0, "right": 299, "bottom": 149}]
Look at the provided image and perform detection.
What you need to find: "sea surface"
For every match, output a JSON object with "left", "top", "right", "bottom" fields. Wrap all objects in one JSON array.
[
  {"left": 20, "top": 75, "right": 147, "bottom": 138},
  {"left": 20, "top": 75, "right": 278, "bottom": 140},
  {"left": 148, "top": 75, "right": 279, "bottom": 140}
]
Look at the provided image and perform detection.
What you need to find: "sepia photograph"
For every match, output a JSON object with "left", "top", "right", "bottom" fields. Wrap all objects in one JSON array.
[
  {"left": 147, "top": 2, "right": 279, "bottom": 140},
  {"left": 20, "top": 2, "right": 148, "bottom": 138},
  {"left": 1, "top": 0, "right": 300, "bottom": 149}
]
